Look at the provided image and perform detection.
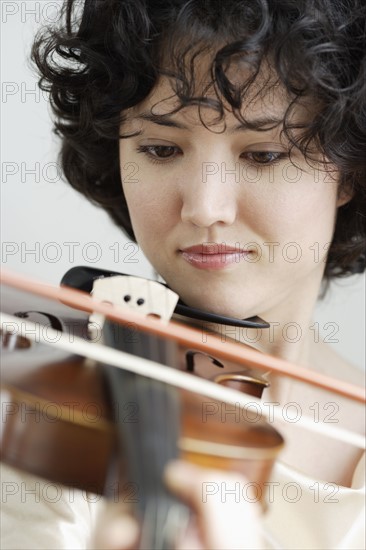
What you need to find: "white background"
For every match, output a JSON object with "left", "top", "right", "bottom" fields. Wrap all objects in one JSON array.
[{"left": 1, "top": 1, "right": 365, "bottom": 370}]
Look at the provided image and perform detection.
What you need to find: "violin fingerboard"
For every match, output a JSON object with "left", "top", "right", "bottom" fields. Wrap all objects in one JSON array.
[
  {"left": 93, "top": 276, "right": 187, "bottom": 549},
  {"left": 102, "top": 320, "right": 189, "bottom": 550},
  {"left": 106, "top": 367, "right": 187, "bottom": 549}
]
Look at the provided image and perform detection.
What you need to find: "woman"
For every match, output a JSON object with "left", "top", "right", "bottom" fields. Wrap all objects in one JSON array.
[{"left": 3, "top": 0, "right": 365, "bottom": 548}]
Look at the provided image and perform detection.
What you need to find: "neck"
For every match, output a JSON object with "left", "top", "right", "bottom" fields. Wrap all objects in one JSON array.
[{"left": 202, "top": 277, "right": 323, "bottom": 369}]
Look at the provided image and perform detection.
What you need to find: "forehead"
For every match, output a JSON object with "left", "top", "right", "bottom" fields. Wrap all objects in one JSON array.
[{"left": 125, "top": 64, "right": 312, "bottom": 130}]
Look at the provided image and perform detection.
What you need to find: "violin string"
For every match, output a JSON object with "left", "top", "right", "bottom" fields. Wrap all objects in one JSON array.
[
  {"left": 0, "top": 312, "right": 364, "bottom": 449},
  {"left": 145, "top": 332, "right": 187, "bottom": 550}
]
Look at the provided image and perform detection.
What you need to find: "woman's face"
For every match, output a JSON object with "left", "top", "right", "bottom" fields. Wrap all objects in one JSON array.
[{"left": 119, "top": 77, "right": 347, "bottom": 321}]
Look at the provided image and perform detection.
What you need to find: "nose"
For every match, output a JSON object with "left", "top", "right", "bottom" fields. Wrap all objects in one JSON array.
[{"left": 180, "top": 162, "right": 238, "bottom": 227}]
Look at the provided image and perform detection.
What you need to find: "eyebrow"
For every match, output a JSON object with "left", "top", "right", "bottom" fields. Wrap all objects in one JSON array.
[{"left": 134, "top": 111, "right": 284, "bottom": 132}]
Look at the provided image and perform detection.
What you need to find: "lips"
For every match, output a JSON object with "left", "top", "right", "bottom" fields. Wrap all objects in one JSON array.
[
  {"left": 180, "top": 244, "right": 251, "bottom": 270},
  {"left": 182, "top": 244, "right": 246, "bottom": 254}
]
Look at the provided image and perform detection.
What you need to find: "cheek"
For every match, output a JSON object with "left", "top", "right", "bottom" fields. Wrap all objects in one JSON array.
[
  {"left": 241, "top": 177, "right": 339, "bottom": 246},
  {"left": 120, "top": 164, "right": 175, "bottom": 245}
]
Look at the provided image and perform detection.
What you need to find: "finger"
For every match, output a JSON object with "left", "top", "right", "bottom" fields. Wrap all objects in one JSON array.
[
  {"left": 174, "top": 515, "right": 205, "bottom": 550},
  {"left": 92, "top": 502, "right": 139, "bottom": 550}
]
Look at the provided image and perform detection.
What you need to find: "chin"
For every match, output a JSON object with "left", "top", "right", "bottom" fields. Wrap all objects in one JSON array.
[
  {"left": 177, "top": 288, "right": 258, "bottom": 320},
  {"left": 161, "top": 270, "right": 269, "bottom": 319}
]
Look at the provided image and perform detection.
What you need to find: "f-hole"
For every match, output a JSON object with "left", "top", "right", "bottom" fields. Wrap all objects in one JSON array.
[{"left": 185, "top": 350, "right": 224, "bottom": 373}]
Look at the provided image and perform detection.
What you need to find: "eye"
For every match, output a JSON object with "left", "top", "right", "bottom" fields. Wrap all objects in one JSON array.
[
  {"left": 244, "top": 151, "right": 288, "bottom": 165},
  {"left": 136, "top": 145, "right": 181, "bottom": 163}
]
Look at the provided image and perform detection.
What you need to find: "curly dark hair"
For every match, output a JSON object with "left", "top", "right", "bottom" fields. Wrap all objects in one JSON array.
[{"left": 30, "top": 0, "right": 366, "bottom": 279}]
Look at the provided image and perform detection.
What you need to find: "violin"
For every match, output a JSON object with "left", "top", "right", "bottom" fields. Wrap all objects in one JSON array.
[{"left": 1, "top": 267, "right": 364, "bottom": 549}]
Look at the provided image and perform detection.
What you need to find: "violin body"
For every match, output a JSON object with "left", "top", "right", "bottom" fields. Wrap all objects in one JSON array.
[
  {"left": 1, "top": 276, "right": 283, "bottom": 502},
  {"left": 1, "top": 344, "right": 114, "bottom": 494}
]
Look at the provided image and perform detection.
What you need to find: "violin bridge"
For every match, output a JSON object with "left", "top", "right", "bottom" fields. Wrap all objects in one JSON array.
[{"left": 88, "top": 276, "right": 179, "bottom": 342}]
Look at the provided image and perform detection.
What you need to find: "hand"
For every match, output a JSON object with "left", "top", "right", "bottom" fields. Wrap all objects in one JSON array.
[
  {"left": 164, "top": 460, "right": 263, "bottom": 550},
  {"left": 92, "top": 461, "right": 263, "bottom": 550}
]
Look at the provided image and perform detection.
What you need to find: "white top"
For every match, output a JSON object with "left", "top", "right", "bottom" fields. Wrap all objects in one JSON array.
[
  {"left": 263, "top": 452, "right": 365, "bottom": 549},
  {"left": 1, "top": 453, "right": 365, "bottom": 550}
]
